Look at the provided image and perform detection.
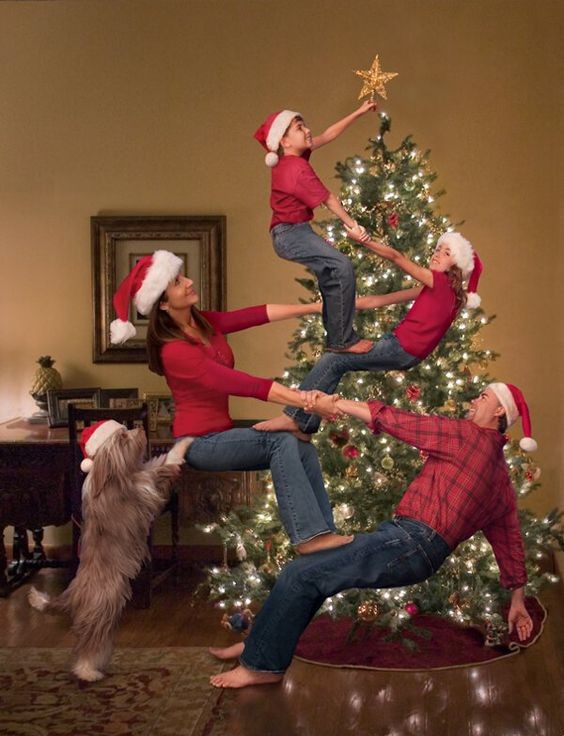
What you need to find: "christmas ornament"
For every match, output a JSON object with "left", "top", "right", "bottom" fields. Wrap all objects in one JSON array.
[
  {"left": 406, "top": 384, "right": 421, "bottom": 402},
  {"left": 343, "top": 444, "right": 360, "bottom": 460},
  {"left": 235, "top": 535, "right": 247, "bottom": 561},
  {"left": 381, "top": 454, "right": 394, "bottom": 470},
  {"left": 357, "top": 601, "right": 379, "bottom": 622},
  {"left": 441, "top": 398, "right": 457, "bottom": 413},
  {"left": 525, "top": 464, "right": 541, "bottom": 482},
  {"left": 354, "top": 55, "right": 398, "bottom": 101},
  {"left": 337, "top": 503, "right": 355, "bottom": 520},
  {"left": 387, "top": 212, "right": 399, "bottom": 229},
  {"left": 404, "top": 601, "right": 419, "bottom": 617},
  {"left": 419, "top": 450, "right": 429, "bottom": 462},
  {"left": 329, "top": 428, "right": 350, "bottom": 447},
  {"left": 345, "top": 465, "right": 358, "bottom": 479},
  {"left": 221, "top": 608, "right": 254, "bottom": 633}
]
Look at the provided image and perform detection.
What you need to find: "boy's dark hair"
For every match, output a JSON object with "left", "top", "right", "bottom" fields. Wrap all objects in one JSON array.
[{"left": 498, "top": 413, "right": 508, "bottom": 434}]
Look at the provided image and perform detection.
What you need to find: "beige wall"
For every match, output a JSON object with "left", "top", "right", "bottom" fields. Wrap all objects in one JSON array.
[{"left": 0, "top": 1, "right": 561, "bottom": 538}]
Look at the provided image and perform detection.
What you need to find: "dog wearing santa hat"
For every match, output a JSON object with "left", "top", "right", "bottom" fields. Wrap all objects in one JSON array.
[{"left": 28, "top": 420, "right": 191, "bottom": 682}]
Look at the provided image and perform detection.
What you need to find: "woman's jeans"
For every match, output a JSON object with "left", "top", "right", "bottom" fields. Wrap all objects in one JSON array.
[
  {"left": 240, "top": 517, "right": 451, "bottom": 673},
  {"left": 272, "top": 222, "right": 359, "bottom": 350},
  {"left": 285, "top": 333, "right": 420, "bottom": 432},
  {"left": 185, "top": 429, "right": 335, "bottom": 545}
]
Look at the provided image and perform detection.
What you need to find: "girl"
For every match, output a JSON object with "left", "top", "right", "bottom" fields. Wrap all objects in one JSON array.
[
  {"left": 255, "top": 231, "right": 482, "bottom": 435},
  {"left": 109, "top": 249, "right": 349, "bottom": 555}
]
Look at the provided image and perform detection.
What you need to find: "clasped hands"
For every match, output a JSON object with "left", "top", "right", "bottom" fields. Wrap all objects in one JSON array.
[{"left": 300, "top": 390, "right": 343, "bottom": 421}]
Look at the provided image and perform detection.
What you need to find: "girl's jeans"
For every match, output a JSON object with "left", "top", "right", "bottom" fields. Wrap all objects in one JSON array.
[
  {"left": 240, "top": 517, "right": 451, "bottom": 673},
  {"left": 285, "top": 333, "right": 420, "bottom": 432},
  {"left": 185, "top": 429, "right": 335, "bottom": 545},
  {"left": 272, "top": 222, "right": 359, "bottom": 350}
]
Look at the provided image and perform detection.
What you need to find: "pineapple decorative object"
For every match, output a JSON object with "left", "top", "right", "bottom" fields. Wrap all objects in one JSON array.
[{"left": 29, "top": 355, "right": 63, "bottom": 422}]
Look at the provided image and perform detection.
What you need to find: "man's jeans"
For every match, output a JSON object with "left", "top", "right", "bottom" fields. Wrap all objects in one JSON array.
[
  {"left": 272, "top": 222, "right": 359, "bottom": 350},
  {"left": 240, "top": 517, "right": 451, "bottom": 673},
  {"left": 185, "top": 429, "right": 335, "bottom": 545},
  {"left": 285, "top": 333, "right": 420, "bottom": 432}
]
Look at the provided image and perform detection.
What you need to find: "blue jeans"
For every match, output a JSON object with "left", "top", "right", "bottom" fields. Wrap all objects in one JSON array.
[
  {"left": 272, "top": 222, "right": 359, "bottom": 350},
  {"left": 285, "top": 333, "right": 419, "bottom": 432},
  {"left": 240, "top": 517, "right": 451, "bottom": 673},
  {"left": 185, "top": 429, "right": 335, "bottom": 545}
]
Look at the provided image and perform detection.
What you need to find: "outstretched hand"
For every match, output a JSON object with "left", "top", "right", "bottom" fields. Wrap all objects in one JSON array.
[
  {"left": 356, "top": 100, "right": 378, "bottom": 115},
  {"left": 507, "top": 601, "right": 533, "bottom": 642},
  {"left": 346, "top": 222, "right": 370, "bottom": 243},
  {"left": 301, "top": 390, "right": 343, "bottom": 420}
]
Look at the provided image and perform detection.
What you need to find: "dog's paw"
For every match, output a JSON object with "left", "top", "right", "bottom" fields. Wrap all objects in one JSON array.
[
  {"left": 166, "top": 437, "right": 192, "bottom": 465},
  {"left": 73, "top": 661, "right": 105, "bottom": 682},
  {"left": 28, "top": 587, "right": 50, "bottom": 611}
]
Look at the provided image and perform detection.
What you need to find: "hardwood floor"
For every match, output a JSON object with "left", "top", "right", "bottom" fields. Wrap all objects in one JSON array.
[{"left": 2, "top": 566, "right": 563, "bottom": 736}]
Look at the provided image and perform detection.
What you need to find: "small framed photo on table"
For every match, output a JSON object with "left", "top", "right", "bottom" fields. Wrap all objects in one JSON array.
[
  {"left": 47, "top": 388, "right": 101, "bottom": 428},
  {"left": 99, "top": 388, "right": 141, "bottom": 409},
  {"left": 144, "top": 392, "right": 175, "bottom": 433}
]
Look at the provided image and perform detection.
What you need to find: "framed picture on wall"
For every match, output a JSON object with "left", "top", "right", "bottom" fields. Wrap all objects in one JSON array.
[
  {"left": 144, "top": 392, "right": 175, "bottom": 432},
  {"left": 92, "top": 215, "right": 226, "bottom": 363}
]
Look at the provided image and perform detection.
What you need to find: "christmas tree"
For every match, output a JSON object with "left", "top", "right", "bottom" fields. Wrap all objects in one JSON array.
[{"left": 201, "top": 113, "right": 563, "bottom": 644}]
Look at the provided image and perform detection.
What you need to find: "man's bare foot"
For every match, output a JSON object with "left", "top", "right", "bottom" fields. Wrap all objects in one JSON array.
[
  {"left": 253, "top": 416, "right": 312, "bottom": 442},
  {"left": 208, "top": 642, "right": 245, "bottom": 660},
  {"left": 210, "top": 665, "right": 283, "bottom": 689},
  {"left": 326, "top": 339, "right": 374, "bottom": 354},
  {"left": 297, "top": 533, "right": 354, "bottom": 555}
]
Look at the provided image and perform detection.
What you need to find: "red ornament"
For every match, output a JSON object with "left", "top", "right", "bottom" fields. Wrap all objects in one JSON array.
[
  {"left": 342, "top": 444, "right": 360, "bottom": 460},
  {"left": 404, "top": 602, "right": 419, "bottom": 617},
  {"left": 406, "top": 384, "right": 421, "bottom": 401},
  {"left": 419, "top": 450, "right": 429, "bottom": 461},
  {"left": 330, "top": 428, "right": 350, "bottom": 447},
  {"left": 387, "top": 212, "right": 399, "bottom": 229}
]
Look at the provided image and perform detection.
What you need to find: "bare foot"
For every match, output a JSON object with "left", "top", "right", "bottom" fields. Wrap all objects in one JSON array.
[
  {"left": 253, "top": 416, "right": 312, "bottom": 442},
  {"left": 327, "top": 339, "right": 374, "bottom": 354},
  {"left": 210, "top": 665, "right": 283, "bottom": 689},
  {"left": 297, "top": 533, "right": 354, "bottom": 555},
  {"left": 208, "top": 642, "right": 245, "bottom": 660}
]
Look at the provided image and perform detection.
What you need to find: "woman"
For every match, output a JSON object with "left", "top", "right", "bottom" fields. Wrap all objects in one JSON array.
[
  {"left": 255, "top": 231, "right": 483, "bottom": 435},
  {"left": 109, "top": 249, "right": 350, "bottom": 555}
]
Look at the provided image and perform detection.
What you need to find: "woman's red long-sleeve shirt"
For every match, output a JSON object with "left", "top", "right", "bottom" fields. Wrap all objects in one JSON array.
[{"left": 161, "top": 305, "right": 274, "bottom": 438}]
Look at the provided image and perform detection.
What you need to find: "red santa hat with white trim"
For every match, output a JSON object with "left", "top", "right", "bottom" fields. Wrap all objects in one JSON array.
[
  {"left": 436, "top": 232, "right": 483, "bottom": 308},
  {"left": 487, "top": 382, "right": 538, "bottom": 452},
  {"left": 110, "top": 250, "right": 184, "bottom": 344},
  {"left": 79, "top": 420, "right": 125, "bottom": 473},
  {"left": 254, "top": 110, "right": 301, "bottom": 167}
]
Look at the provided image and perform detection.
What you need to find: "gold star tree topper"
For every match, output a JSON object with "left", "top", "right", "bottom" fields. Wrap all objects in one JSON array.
[{"left": 354, "top": 55, "right": 398, "bottom": 101}]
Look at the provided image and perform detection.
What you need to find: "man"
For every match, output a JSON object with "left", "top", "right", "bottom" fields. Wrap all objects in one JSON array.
[{"left": 210, "top": 383, "right": 536, "bottom": 689}]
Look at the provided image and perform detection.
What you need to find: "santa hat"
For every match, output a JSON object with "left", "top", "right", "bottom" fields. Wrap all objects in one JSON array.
[
  {"left": 79, "top": 420, "right": 124, "bottom": 473},
  {"left": 254, "top": 110, "right": 301, "bottom": 167},
  {"left": 437, "top": 232, "right": 483, "bottom": 308},
  {"left": 110, "top": 250, "right": 184, "bottom": 344},
  {"left": 487, "top": 382, "right": 538, "bottom": 452}
]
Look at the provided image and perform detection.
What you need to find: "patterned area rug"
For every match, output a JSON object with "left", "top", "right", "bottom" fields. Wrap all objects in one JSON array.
[
  {"left": 0, "top": 647, "right": 227, "bottom": 736},
  {"left": 294, "top": 596, "right": 547, "bottom": 671}
]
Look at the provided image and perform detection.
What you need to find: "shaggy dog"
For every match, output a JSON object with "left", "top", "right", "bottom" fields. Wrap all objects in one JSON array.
[{"left": 28, "top": 425, "right": 190, "bottom": 682}]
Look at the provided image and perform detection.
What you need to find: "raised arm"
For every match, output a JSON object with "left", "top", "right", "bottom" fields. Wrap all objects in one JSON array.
[
  {"left": 266, "top": 303, "right": 322, "bottom": 322},
  {"left": 311, "top": 101, "right": 378, "bottom": 150},
  {"left": 356, "top": 287, "right": 422, "bottom": 310},
  {"left": 347, "top": 234, "right": 434, "bottom": 288}
]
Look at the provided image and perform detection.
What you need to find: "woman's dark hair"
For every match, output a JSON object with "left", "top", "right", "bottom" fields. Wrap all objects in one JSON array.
[
  {"left": 497, "top": 413, "right": 508, "bottom": 434},
  {"left": 447, "top": 265, "right": 467, "bottom": 311},
  {"left": 146, "top": 293, "right": 214, "bottom": 375}
]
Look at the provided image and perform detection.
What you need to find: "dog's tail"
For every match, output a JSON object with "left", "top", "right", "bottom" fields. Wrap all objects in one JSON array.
[{"left": 28, "top": 587, "right": 67, "bottom": 613}]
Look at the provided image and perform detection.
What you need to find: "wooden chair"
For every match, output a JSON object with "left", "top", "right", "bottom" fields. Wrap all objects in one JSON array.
[{"left": 67, "top": 403, "right": 179, "bottom": 609}]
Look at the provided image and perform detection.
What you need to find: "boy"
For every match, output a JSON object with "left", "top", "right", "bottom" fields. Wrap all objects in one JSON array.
[{"left": 254, "top": 102, "right": 377, "bottom": 353}]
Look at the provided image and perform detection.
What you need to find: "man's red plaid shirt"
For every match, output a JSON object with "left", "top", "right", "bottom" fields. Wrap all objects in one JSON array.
[{"left": 368, "top": 401, "right": 527, "bottom": 589}]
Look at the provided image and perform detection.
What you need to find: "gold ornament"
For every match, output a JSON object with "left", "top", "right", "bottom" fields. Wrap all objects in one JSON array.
[
  {"left": 381, "top": 454, "right": 394, "bottom": 470},
  {"left": 354, "top": 55, "right": 398, "bottom": 101},
  {"left": 357, "top": 601, "right": 379, "bottom": 622},
  {"left": 442, "top": 398, "right": 457, "bottom": 413},
  {"left": 345, "top": 465, "right": 358, "bottom": 478}
]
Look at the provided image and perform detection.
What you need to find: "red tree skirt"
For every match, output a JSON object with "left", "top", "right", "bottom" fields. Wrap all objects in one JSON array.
[{"left": 294, "top": 597, "right": 547, "bottom": 671}]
